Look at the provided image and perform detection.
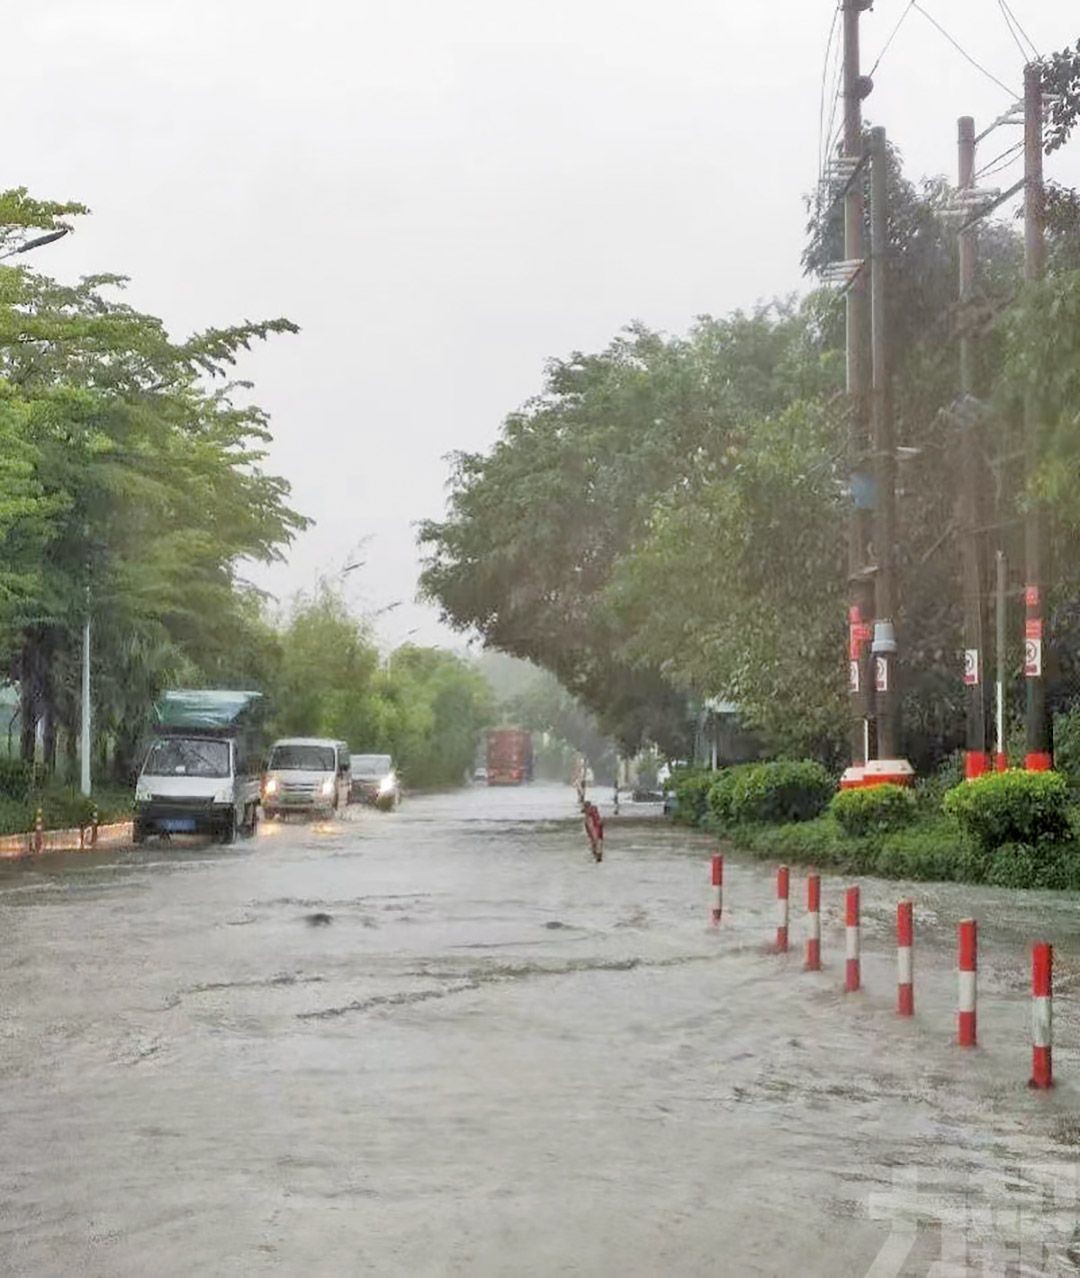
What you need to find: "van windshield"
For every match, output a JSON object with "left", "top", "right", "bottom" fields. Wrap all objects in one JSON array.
[
  {"left": 269, "top": 744, "right": 336, "bottom": 772},
  {"left": 353, "top": 754, "right": 392, "bottom": 777},
  {"left": 144, "top": 737, "right": 230, "bottom": 778}
]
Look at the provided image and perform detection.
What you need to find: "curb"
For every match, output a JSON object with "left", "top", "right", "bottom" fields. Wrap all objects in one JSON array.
[{"left": 0, "top": 821, "right": 133, "bottom": 860}]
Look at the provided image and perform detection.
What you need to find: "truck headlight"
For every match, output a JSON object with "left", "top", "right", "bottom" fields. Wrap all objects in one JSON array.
[
  {"left": 134, "top": 784, "right": 150, "bottom": 803},
  {"left": 378, "top": 774, "right": 396, "bottom": 794},
  {"left": 320, "top": 778, "right": 335, "bottom": 797},
  {"left": 214, "top": 788, "right": 233, "bottom": 805},
  {"left": 264, "top": 777, "right": 278, "bottom": 796}
]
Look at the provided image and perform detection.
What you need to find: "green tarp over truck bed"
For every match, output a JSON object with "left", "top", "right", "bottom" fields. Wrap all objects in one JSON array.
[{"left": 151, "top": 690, "right": 264, "bottom": 733}]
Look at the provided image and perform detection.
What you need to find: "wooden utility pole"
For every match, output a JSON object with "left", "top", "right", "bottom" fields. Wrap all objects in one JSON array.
[
  {"left": 842, "top": 0, "right": 875, "bottom": 780},
  {"left": 957, "top": 116, "right": 991, "bottom": 778},
  {"left": 869, "top": 125, "right": 901, "bottom": 762},
  {"left": 1023, "top": 62, "right": 1051, "bottom": 770}
]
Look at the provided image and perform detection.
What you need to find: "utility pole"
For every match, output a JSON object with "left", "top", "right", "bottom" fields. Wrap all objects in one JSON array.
[
  {"left": 868, "top": 125, "right": 906, "bottom": 770},
  {"left": 996, "top": 549, "right": 1008, "bottom": 770},
  {"left": 840, "top": 0, "right": 875, "bottom": 786},
  {"left": 957, "top": 116, "right": 991, "bottom": 779},
  {"left": 1023, "top": 62, "right": 1051, "bottom": 770}
]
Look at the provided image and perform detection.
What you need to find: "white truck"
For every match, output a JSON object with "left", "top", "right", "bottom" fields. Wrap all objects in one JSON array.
[{"left": 133, "top": 690, "right": 267, "bottom": 844}]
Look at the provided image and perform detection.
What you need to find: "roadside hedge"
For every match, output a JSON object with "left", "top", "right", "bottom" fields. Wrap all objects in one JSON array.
[
  {"left": 669, "top": 767, "right": 715, "bottom": 825},
  {"left": 830, "top": 784, "right": 917, "bottom": 837},
  {"left": 706, "top": 763, "right": 760, "bottom": 824},
  {"left": 942, "top": 770, "right": 1071, "bottom": 853},
  {"left": 725, "top": 760, "right": 833, "bottom": 825},
  {"left": 670, "top": 757, "right": 1080, "bottom": 891}
]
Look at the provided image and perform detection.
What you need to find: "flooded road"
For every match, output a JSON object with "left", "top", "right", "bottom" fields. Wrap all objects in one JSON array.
[{"left": 1, "top": 784, "right": 1079, "bottom": 1275}]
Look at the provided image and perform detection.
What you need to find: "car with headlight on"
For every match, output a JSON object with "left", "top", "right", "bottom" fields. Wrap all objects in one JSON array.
[
  {"left": 262, "top": 738, "right": 351, "bottom": 819},
  {"left": 350, "top": 753, "right": 400, "bottom": 810}
]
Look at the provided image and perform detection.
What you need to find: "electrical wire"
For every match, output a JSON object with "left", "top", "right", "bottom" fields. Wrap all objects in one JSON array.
[
  {"left": 974, "top": 138, "right": 1023, "bottom": 181},
  {"left": 822, "top": 47, "right": 845, "bottom": 171},
  {"left": 974, "top": 139, "right": 1024, "bottom": 182},
  {"left": 912, "top": 2, "right": 1019, "bottom": 100},
  {"left": 996, "top": 0, "right": 1029, "bottom": 65},
  {"left": 999, "top": 0, "right": 1040, "bottom": 61},
  {"left": 867, "top": 0, "right": 917, "bottom": 81},
  {"left": 817, "top": 2, "right": 842, "bottom": 187}
]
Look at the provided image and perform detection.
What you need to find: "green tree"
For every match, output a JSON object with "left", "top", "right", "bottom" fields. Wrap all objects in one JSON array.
[
  {"left": 0, "top": 190, "right": 306, "bottom": 776},
  {"left": 272, "top": 584, "right": 493, "bottom": 788}
]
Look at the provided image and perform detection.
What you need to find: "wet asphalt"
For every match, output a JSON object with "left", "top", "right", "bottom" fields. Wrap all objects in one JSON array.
[{"left": 1, "top": 783, "right": 1079, "bottom": 1276}]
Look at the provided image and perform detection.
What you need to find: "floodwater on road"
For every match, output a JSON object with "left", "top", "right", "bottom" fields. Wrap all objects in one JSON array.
[{"left": 0, "top": 784, "right": 1078, "bottom": 1276}]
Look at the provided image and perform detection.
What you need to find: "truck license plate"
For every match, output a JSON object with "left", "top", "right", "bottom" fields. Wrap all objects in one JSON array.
[{"left": 160, "top": 818, "right": 196, "bottom": 833}]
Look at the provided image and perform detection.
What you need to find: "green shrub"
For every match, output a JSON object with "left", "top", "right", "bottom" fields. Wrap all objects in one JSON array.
[
  {"left": 986, "top": 842, "right": 1041, "bottom": 889},
  {"left": 873, "top": 825, "right": 960, "bottom": 882},
  {"left": 831, "top": 784, "right": 917, "bottom": 837},
  {"left": 729, "top": 814, "right": 853, "bottom": 867},
  {"left": 1053, "top": 708, "right": 1080, "bottom": 795},
  {"left": 915, "top": 752, "right": 965, "bottom": 809},
  {"left": 669, "top": 767, "right": 714, "bottom": 825},
  {"left": 706, "top": 764, "right": 760, "bottom": 826},
  {"left": 728, "top": 760, "right": 833, "bottom": 825},
  {"left": 943, "top": 770, "right": 1071, "bottom": 853},
  {"left": 0, "top": 756, "right": 42, "bottom": 801},
  {"left": 984, "top": 839, "right": 1080, "bottom": 890}
]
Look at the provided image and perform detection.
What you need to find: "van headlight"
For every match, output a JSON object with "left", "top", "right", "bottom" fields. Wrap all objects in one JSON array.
[
  {"left": 264, "top": 777, "right": 278, "bottom": 796},
  {"left": 214, "top": 787, "right": 233, "bottom": 804},
  {"left": 378, "top": 774, "right": 396, "bottom": 794},
  {"left": 320, "top": 778, "right": 335, "bottom": 797},
  {"left": 135, "top": 783, "right": 150, "bottom": 803}
]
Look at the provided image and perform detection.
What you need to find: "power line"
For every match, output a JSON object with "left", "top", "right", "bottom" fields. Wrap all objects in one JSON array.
[
  {"left": 822, "top": 46, "right": 845, "bottom": 171},
  {"left": 912, "top": 2, "right": 1018, "bottom": 100},
  {"left": 999, "top": 0, "right": 1040, "bottom": 61},
  {"left": 996, "top": 0, "right": 1029, "bottom": 65},
  {"left": 867, "top": 0, "right": 917, "bottom": 81},
  {"left": 974, "top": 138, "right": 1024, "bottom": 182},
  {"left": 817, "top": 2, "right": 842, "bottom": 186}
]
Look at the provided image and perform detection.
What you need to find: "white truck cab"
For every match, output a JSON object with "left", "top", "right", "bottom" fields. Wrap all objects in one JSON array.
[{"left": 262, "top": 738, "right": 351, "bottom": 818}]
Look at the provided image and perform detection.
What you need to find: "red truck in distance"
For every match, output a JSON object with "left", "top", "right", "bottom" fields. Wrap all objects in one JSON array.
[{"left": 486, "top": 728, "right": 534, "bottom": 785}]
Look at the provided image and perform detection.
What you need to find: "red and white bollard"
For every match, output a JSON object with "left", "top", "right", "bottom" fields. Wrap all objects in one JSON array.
[
  {"left": 897, "top": 900, "right": 914, "bottom": 1016},
  {"left": 957, "top": 919, "right": 977, "bottom": 1047},
  {"left": 776, "top": 865, "right": 789, "bottom": 952},
  {"left": 805, "top": 873, "right": 821, "bottom": 971},
  {"left": 1030, "top": 942, "right": 1053, "bottom": 1089},
  {"left": 710, "top": 854, "right": 723, "bottom": 927},
  {"left": 845, "top": 886, "right": 860, "bottom": 992}
]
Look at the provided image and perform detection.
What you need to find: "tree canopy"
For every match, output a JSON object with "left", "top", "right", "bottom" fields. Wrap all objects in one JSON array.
[
  {"left": 420, "top": 57, "right": 1080, "bottom": 769},
  {"left": 0, "top": 190, "right": 306, "bottom": 776}
]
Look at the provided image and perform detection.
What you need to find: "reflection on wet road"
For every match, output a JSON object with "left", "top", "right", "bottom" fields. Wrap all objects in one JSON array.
[{"left": 0, "top": 785, "right": 1078, "bottom": 1275}]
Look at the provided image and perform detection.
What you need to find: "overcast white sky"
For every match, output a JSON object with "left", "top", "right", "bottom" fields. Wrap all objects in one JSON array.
[{"left": 5, "top": 1, "right": 1078, "bottom": 648}]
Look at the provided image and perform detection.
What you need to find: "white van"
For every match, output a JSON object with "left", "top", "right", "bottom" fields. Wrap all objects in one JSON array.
[{"left": 262, "top": 738, "right": 351, "bottom": 818}]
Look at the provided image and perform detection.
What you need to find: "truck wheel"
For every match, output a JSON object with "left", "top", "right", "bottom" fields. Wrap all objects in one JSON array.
[
  {"left": 219, "top": 813, "right": 236, "bottom": 845},
  {"left": 132, "top": 820, "right": 146, "bottom": 846},
  {"left": 247, "top": 804, "right": 259, "bottom": 836}
]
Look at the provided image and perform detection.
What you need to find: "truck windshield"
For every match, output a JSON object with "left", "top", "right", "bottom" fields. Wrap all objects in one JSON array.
[
  {"left": 353, "top": 754, "right": 392, "bottom": 777},
  {"left": 269, "top": 744, "right": 336, "bottom": 771},
  {"left": 144, "top": 737, "right": 230, "bottom": 778}
]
